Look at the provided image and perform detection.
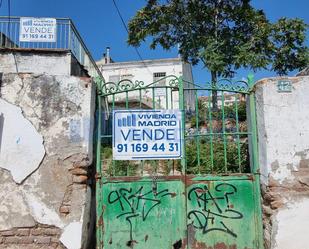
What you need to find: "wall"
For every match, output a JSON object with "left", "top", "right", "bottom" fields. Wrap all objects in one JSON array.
[
  {"left": 0, "top": 70, "right": 95, "bottom": 249},
  {"left": 0, "top": 49, "right": 88, "bottom": 77},
  {"left": 98, "top": 58, "right": 184, "bottom": 84},
  {"left": 255, "top": 76, "right": 309, "bottom": 249},
  {"left": 97, "top": 58, "right": 192, "bottom": 109}
]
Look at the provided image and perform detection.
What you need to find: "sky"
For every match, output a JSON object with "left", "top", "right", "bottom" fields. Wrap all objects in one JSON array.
[{"left": 0, "top": 0, "right": 308, "bottom": 84}]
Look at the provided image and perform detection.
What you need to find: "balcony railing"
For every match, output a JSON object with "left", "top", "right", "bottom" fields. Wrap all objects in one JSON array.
[{"left": 0, "top": 16, "right": 102, "bottom": 78}]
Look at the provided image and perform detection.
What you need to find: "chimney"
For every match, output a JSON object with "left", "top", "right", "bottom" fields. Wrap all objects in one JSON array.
[{"left": 106, "top": 47, "right": 111, "bottom": 64}]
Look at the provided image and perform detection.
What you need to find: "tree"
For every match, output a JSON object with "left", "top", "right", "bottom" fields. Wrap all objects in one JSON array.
[{"left": 127, "top": 0, "right": 309, "bottom": 109}]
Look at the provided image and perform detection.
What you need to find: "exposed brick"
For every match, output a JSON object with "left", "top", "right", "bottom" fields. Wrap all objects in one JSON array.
[
  {"left": 31, "top": 227, "right": 60, "bottom": 236},
  {"left": 51, "top": 242, "right": 59, "bottom": 248},
  {"left": 19, "top": 236, "right": 35, "bottom": 244},
  {"left": 4, "top": 237, "right": 20, "bottom": 244},
  {"left": 43, "top": 228, "right": 60, "bottom": 236},
  {"left": 73, "top": 159, "right": 89, "bottom": 167},
  {"left": 15, "top": 228, "right": 30, "bottom": 236},
  {"left": 51, "top": 237, "right": 60, "bottom": 243},
  {"left": 34, "top": 236, "right": 51, "bottom": 244},
  {"left": 0, "top": 230, "right": 15, "bottom": 236},
  {"left": 268, "top": 177, "right": 280, "bottom": 187},
  {"left": 72, "top": 175, "right": 87, "bottom": 184},
  {"left": 31, "top": 228, "right": 44, "bottom": 236},
  {"left": 59, "top": 205, "right": 70, "bottom": 214},
  {"left": 70, "top": 167, "right": 87, "bottom": 175},
  {"left": 271, "top": 200, "right": 284, "bottom": 209}
]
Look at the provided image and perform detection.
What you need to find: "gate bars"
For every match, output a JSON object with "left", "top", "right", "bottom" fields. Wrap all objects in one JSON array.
[{"left": 94, "top": 74, "right": 264, "bottom": 248}]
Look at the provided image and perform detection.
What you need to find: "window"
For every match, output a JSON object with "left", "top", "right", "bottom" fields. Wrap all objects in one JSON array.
[
  {"left": 153, "top": 72, "right": 166, "bottom": 85},
  {"left": 153, "top": 72, "right": 166, "bottom": 97}
]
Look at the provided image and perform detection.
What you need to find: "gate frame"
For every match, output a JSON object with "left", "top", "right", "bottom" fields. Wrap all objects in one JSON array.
[{"left": 94, "top": 74, "right": 264, "bottom": 249}]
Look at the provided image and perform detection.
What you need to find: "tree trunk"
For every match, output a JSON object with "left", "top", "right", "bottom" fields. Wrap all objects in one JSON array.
[{"left": 211, "top": 71, "right": 218, "bottom": 111}]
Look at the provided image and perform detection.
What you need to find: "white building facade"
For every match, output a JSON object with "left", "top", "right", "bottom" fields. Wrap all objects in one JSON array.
[{"left": 96, "top": 50, "right": 194, "bottom": 110}]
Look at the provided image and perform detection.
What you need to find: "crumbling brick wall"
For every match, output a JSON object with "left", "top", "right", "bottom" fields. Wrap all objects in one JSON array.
[
  {"left": 0, "top": 72, "right": 95, "bottom": 249},
  {"left": 255, "top": 76, "right": 309, "bottom": 249},
  {"left": 0, "top": 225, "right": 65, "bottom": 249}
]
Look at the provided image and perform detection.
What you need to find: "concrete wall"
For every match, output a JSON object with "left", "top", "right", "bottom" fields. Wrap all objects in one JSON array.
[
  {"left": 0, "top": 49, "right": 88, "bottom": 77},
  {"left": 0, "top": 66, "right": 95, "bottom": 248},
  {"left": 255, "top": 76, "right": 309, "bottom": 249}
]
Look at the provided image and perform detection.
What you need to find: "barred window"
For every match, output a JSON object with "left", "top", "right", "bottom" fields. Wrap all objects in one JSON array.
[{"left": 153, "top": 72, "right": 166, "bottom": 86}]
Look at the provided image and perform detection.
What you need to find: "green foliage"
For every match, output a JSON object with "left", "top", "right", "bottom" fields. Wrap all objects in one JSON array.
[
  {"left": 237, "top": 101, "right": 247, "bottom": 122},
  {"left": 223, "top": 101, "right": 247, "bottom": 121},
  {"left": 128, "top": 0, "right": 308, "bottom": 77},
  {"left": 271, "top": 18, "right": 309, "bottom": 75},
  {"left": 101, "top": 146, "right": 138, "bottom": 176},
  {"left": 102, "top": 139, "right": 249, "bottom": 176},
  {"left": 189, "top": 99, "right": 247, "bottom": 128},
  {"left": 101, "top": 145, "right": 181, "bottom": 176},
  {"left": 185, "top": 139, "right": 250, "bottom": 174}
]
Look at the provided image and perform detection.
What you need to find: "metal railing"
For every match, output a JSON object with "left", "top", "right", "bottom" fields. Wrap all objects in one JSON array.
[
  {"left": 182, "top": 78, "right": 252, "bottom": 175},
  {"left": 0, "top": 16, "right": 102, "bottom": 78},
  {"left": 95, "top": 75, "right": 258, "bottom": 177}
]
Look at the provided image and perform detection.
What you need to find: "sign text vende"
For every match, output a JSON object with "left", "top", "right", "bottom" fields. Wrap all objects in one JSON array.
[
  {"left": 20, "top": 17, "right": 57, "bottom": 42},
  {"left": 113, "top": 110, "right": 182, "bottom": 160}
]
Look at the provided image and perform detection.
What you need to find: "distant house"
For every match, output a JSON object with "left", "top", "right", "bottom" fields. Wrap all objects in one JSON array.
[
  {"left": 199, "top": 93, "right": 246, "bottom": 109},
  {"left": 96, "top": 47, "right": 195, "bottom": 110}
]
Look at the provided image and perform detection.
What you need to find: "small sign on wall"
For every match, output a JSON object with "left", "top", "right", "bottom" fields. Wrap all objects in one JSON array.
[
  {"left": 113, "top": 109, "right": 182, "bottom": 160},
  {"left": 19, "top": 17, "right": 57, "bottom": 42},
  {"left": 277, "top": 80, "right": 292, "bottom": 92}
]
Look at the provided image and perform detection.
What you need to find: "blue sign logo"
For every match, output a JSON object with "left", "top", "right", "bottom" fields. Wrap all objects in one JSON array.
[
  {"left": 22, "top": 20, "right": 33, "bottom": 26},
  {"left": 117, "top": 114, "right": 137, "bottom": 127}
]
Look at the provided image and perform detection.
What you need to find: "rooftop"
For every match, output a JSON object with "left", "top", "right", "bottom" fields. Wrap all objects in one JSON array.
[{"left": 97, "top": 57, "right": 183, "bottom": 68}]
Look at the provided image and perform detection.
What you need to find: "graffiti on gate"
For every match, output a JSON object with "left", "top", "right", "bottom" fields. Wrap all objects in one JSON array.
[
  {"left": 187, "top": 183, "right": 243, "bottom": 238},
  {"left": 107, "top": 184, "right": 173, "bottom": 245}
]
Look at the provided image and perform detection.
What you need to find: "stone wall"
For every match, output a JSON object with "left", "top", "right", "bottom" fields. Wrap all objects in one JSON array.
[
  {"left": 0, "top": 71, "right": 95, "bottom": 249},
  {"left": 255, "top": 76, "right": 309, "bottom": 249}
]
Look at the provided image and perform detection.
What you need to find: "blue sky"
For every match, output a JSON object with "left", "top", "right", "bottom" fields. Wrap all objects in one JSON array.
[{"left": 0, "top": 0, "right": 308, "bottom": 83}]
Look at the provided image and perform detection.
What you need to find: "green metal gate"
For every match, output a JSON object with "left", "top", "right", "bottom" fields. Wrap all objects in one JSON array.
[{"left": 95, "top": 75, "right": 264, "bottom": 249}]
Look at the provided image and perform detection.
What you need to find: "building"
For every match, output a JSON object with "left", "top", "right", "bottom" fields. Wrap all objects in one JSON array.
[
  {"left": 96, "top": 47, "right": 195, "bottom": 110},
  {"left": 198, "top": 93, "right": 246, "bottom": 109},
  {"left": 0, "top": 17, "right": 97, "bottom": 249}
]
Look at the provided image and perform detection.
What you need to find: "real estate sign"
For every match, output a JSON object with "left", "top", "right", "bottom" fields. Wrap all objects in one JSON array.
[
  {"left": 113, "top": 109, "right": 182, "bottom": 160},
  {"left": 19, "top": 17, "right": 57, "bottom": 42}
]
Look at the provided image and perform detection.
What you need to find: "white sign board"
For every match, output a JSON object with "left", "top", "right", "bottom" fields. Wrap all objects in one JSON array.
[
  {"left": 20, "top": 17, "right": 57, "bottom": 42},
  {"left": 155, "top": 88, "right": 166, "bottom": 97},
  {"left": 113, "top": 109, "right": 182, "bottom": 160}
]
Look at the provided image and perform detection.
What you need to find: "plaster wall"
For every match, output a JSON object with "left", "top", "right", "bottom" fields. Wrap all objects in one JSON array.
[
  {"left": 0, "top": 50, "right": 71, "bottom": 75},
  {"left": 0, "top": 71, "right": 95, "bottom": 249},
  {"left": 0, "top": 50, "right": 89, "bottom": 77},
  {"left": 255, "top": 76, "right": 309, "bottom": 249}
]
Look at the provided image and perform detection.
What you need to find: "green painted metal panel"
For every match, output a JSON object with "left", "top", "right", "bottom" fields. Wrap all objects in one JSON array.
[
  {"left": 186, "top": 177, "right": 259, "bottom": 249},
  {"left": 102, "top": 179, "right": 186, "bottom": 249},
  {"left": 95, "top": 75, "right": 264, "bottom": 248}
]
